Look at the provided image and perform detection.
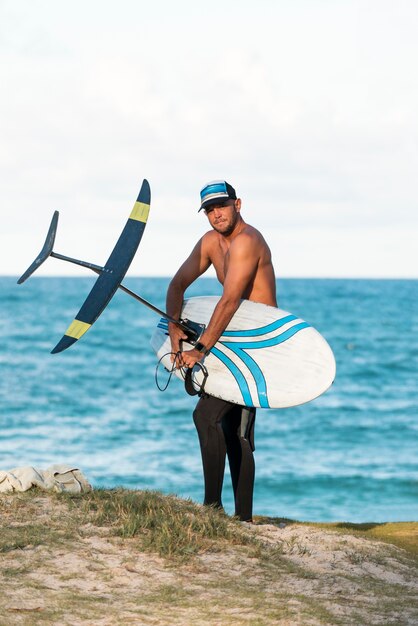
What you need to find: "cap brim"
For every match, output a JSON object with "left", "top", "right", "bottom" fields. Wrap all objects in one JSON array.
[{"left": 198, "top": 197, "right": 232, "bottom": 212}]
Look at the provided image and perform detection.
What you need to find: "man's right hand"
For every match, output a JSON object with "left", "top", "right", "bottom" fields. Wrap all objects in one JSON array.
[{"left": 168, "top": 321, "right": 188, "bottom": 364}]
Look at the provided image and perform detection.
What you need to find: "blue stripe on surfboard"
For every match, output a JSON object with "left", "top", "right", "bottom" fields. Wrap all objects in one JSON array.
[
  {"left": 210, "top": 346, "right": 254, "bottom": 407},
  {"left": 227, "top": 347, "right": 270, "bottom": 408},
  {"left": 221, "top": 321, "right": 310, "bottom": 351},
  {"left": 212, "top": 321, "right": 310, "bottom": 407},
  {"left": 221, "top": 314, "right": 298, "bottom": 338},
  {"left": 158, "top": 315, "right": 304, "bottom": 342}
]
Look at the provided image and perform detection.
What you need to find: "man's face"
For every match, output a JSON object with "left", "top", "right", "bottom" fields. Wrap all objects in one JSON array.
[{"left": 204, "top": 199, "right": 240, "bottom": 236}]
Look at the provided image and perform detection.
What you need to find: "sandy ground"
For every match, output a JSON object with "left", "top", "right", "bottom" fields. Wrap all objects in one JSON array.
[{"left": 1, "top": 496, "right": 417, "bottom": 625}]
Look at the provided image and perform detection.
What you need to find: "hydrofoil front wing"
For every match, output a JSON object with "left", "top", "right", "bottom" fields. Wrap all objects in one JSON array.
[{"left": 51, "top": 179, "right": 151, "bottom": 354}]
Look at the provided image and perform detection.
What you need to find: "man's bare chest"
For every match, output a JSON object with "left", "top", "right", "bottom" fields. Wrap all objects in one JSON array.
[{"left": 209, "top": 242, "right": 230, "bottom": 285}]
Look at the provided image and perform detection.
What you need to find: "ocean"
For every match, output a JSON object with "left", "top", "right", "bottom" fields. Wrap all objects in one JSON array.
[{"left": 1, "top": 276, "right": 417, "bottom": 523}]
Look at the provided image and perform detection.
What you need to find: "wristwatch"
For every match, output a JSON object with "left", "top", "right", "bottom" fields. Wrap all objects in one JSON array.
[{"left": 194, "top": 341, "right": 211, "bottom": 356}]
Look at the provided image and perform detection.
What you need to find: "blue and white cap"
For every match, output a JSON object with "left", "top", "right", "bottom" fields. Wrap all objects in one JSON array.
[{"left": 199, "top": 180, "right": 237, "bottom": 212}]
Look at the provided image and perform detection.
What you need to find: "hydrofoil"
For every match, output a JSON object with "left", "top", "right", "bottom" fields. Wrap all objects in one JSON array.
[{"left": 17, "top": 179, "right": 202, "bottom": 353}]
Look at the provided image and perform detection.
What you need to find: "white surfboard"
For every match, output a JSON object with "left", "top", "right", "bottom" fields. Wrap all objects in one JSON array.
[{"left": 151, "top": 296, "right": 336, "bottom": 409}]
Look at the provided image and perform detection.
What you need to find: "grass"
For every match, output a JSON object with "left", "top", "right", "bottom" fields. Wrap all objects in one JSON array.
[
  {"left": 0, "top": 488, "right": 255, "bottom": 562},
  {"left": 70, "top": 487, "right": 256, "bottom": 560},
  {"left": 0, "top": 489, "right": 417, "bottom": 626},
  {"left": 332, "top": 521, "right": 418, "bottom": 557}
]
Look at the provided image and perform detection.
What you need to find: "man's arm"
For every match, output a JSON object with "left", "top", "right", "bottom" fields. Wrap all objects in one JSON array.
[
  {"left": 166, "top": 237, "right": 211, "bottom": 357},
  {"left": 180, "top": 233, "right": 259, "bottom": 368}
]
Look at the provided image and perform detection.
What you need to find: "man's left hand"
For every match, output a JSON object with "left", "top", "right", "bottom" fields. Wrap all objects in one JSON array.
[{"left": 179, "top": 348, "right": 205, "bottom": 369}]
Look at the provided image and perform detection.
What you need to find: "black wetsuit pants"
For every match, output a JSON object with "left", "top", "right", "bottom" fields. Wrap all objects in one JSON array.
[{"left": 193, "top": 394, "right": 256, "bottom": 522}]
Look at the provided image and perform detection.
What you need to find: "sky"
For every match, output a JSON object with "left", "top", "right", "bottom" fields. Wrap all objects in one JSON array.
[{"left": 1, "top": 0, "right": 417, "bottom": 279}]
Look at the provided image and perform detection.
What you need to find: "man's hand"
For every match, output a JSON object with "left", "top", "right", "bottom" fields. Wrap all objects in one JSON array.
[
  {"left": 168, "top": 321, "right": 188, "bottom": 363},
  {"left": 179, "top": 347, "right": 205, "bottom": 369}
]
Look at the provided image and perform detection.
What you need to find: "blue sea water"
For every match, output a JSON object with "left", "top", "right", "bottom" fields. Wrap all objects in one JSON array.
[{"left": 1, "top": 276, "right": 417, "bottom": 523}]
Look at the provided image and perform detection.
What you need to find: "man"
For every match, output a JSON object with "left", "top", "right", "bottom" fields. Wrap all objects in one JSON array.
[{"left": 166, "top": 180, "right": 277, "bottom": 522}]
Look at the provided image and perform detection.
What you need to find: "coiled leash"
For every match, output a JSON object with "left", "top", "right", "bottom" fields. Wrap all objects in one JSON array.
[
  {"left": 155, "top": 352, "right": 182, "bottom": 391},
  {"left": 155, "top": 351, "right": 209, "bottom": 395},
  {"left": 154, "top": 317, "right": 208, "bottom": 395}
]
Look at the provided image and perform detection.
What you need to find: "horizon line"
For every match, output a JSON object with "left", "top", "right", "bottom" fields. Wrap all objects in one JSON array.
[{"left": 2, "top": 274, "right": 418, "bottom": 281}]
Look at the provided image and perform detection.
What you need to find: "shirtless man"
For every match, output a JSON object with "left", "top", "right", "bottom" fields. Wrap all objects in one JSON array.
[{"left": 166, "top": 180, "right": 277, "bottom": 521}]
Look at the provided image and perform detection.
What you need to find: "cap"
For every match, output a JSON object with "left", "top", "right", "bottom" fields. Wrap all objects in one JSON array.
[{"left": 199, "top": 180, "right": 237, "bottom": 212}]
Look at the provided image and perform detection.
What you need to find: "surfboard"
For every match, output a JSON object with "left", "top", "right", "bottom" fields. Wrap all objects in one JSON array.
[
  {"left": 51, "top": 179, "right": 151, "bottom": 354},
  {"left": 151, "top": 296, "right": 336, "bottom": 409}
]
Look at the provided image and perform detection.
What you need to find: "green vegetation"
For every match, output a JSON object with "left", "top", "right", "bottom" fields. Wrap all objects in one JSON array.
[
  {"left": 333, "top": 521, "right": 418, "bottom": 556},
  {"left": 69, "top": 487, "right": 256, "bottom": 559}
]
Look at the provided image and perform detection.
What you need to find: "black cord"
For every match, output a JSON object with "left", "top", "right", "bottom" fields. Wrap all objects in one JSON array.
[
  {"left": 155, "top": 352, "right": 209, "bottom": 395},
  {"left": 155, "top": 352, "right": 182, "bottom": 391}
]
